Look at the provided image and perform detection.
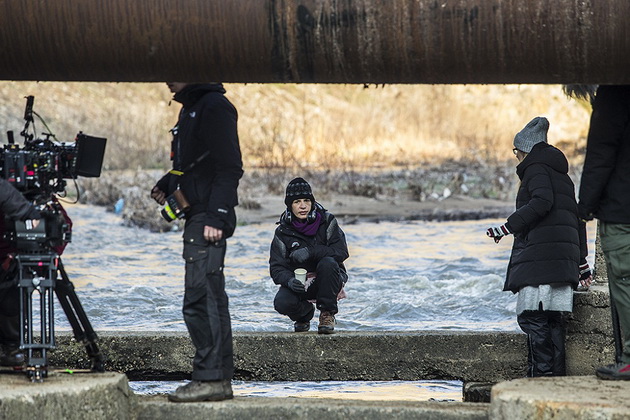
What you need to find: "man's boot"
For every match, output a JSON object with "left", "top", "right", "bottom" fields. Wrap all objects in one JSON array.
[
  {"left": 0, "top": 343, "right": 24, "bottom": 367},
  {"left": 168, "top": 380, "right": 225, "bottom": 402}
]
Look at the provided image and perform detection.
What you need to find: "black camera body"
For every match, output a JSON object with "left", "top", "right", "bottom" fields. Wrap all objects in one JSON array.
[
  {"left": 4, "top": 201, "right": 71, "bottom": 253},
  {"left": 2, "top": 132, "right": 106, "bottom": 199}
]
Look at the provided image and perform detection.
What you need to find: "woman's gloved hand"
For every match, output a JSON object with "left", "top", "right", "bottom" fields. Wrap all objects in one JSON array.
[
  {"left": 289, "top": 247, "right": 310, "bottom": 264},
  {"left": 486, "top": 224, "right": 512, "bottom": 243},
  {"left": 287, "top": 278, "right": 306, "bottom": 294},
  {"left": 578, "top": 261, "right": 593, "bottom": 291}
]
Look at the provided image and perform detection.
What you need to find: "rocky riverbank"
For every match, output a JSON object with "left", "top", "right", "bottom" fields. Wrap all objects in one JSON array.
[{"left": 76, "top": 163, "right": 527, "bottom": 232}]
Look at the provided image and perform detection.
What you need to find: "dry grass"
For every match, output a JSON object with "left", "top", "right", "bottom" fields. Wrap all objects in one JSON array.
[{"left": 0, "top": 82, "right": 592, "bottom": 172}]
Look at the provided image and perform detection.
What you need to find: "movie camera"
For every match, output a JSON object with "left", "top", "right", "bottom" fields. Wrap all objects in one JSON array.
[
  {"left": 1, "top": 96, "right": 107, "bottom": 381},
  {"left": 2, "top": 96, "right": 106, "bottom": 253}
]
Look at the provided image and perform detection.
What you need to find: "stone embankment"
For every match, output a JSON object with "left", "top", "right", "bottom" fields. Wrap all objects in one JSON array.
[
  {"left": 78, "top": 167, "right": 518, "bottom": 231},
  {"left": 3, "top": 284, "right": 629, "bottom": 419}
]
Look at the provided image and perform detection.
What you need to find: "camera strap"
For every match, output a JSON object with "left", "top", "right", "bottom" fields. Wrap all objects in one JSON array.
[{"left": 168, "top": 150, "right": 211, "bottom": 177}]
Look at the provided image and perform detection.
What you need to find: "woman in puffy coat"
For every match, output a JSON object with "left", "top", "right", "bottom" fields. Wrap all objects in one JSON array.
[
  {"left": 269, "top": 177, "right": 349, "bottom": 334},
  {"left": 486, "top": 117, "right": 591, "bottom": 377}
]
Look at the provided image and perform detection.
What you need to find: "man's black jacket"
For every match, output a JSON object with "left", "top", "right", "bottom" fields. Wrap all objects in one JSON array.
[
  {"left": 579, "top": 85, "right": 630, "bottom": 224},
  {"left": 156, "top": 84, "right": 243, "bottom": 237}
]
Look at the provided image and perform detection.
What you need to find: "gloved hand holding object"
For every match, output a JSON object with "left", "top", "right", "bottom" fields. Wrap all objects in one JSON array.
[
  {"left": 289, "top": 247, "right": 310, "bottom": 264},
  {"left": 578, "top": 261, "right": 593, "bottom": 290},
  {"left": 287, "top": 278, "right": 306, "bottom": 294},
  {"left": 486, "top": 224, "right": 512, "bottom": 243}
]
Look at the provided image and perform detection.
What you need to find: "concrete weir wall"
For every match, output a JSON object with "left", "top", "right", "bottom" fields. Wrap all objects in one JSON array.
[
  {"left": 46, "top": 287, "right": 613, "bottom": 383},
  {"left": 44, "top": 227, "right": 613, "bottom": 384}
]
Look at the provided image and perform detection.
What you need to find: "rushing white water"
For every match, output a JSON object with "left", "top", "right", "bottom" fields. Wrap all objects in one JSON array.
[{"left": 56, "top": 203, "right": 595, "bottom": 333}]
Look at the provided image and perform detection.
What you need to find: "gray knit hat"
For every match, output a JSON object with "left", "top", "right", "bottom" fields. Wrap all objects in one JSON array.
[{"left": 513, "top": 117, "right": 549, "bottom": 153}]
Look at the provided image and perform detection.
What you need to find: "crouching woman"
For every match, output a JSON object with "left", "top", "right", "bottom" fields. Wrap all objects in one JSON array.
[{"left": 269, "top": 178, "right": 349, "bottom": 334}]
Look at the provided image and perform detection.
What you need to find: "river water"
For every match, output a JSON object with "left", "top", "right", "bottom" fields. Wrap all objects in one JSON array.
[
  {"left": 61, "top": 204, "right": 525, "bottom": 332},
  {"left": 52, "top": 203, "right": 595, "bottom": 400}
]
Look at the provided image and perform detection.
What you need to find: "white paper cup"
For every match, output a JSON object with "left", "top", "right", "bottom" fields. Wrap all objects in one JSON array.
[{"left": 294, "top": 268, "right": 307, "bottom": 283}]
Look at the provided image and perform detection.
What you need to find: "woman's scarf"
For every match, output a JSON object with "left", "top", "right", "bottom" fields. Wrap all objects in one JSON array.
[{"left": 291, "top": 211, "right": 322, "bottom": 236}]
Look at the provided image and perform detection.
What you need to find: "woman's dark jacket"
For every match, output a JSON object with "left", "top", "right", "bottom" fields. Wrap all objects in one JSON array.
[
  {"left": 579, "top": 85, "right": 630, "bottom": 224},
  {"left": 155, "top": 84, "right": 243, "bottom": 237},
  {"left": 269, "top": 206, "right": 349, "bottom": 287},
  {"left": 503, "top": 142, "right": 587, "bottom": 293}
]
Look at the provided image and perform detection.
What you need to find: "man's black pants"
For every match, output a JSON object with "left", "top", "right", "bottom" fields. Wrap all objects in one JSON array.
[
  {"left": 182, "top": 214, "right": 233, "bottom": 381},
  {"left": 0, "top": 286, "right": 20, "bottom": 349}
]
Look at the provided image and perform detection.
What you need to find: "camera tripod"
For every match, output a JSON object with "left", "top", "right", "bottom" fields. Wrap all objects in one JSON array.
[{"left": 16, "top": 253, "right": 103, "bottom": 382}]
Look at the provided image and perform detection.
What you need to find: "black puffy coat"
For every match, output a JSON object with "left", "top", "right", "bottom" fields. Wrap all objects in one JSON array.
[
  {"left": 579, "top": 85, "right": 630, "bottom": 224},
  {"left": 156, "top": 84, "right": 243, "bottom": 237},
  {"left": 269, "top": 205, "right": 349, "bottom": 287},
  {"left": 503, "top": 143, "right": 587, "bottom": 293}
]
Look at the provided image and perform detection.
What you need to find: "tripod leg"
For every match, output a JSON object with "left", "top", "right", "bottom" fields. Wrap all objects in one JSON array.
[
  {"left": 54, "top": 260, "right": 104, "bottom": 372},
  {"left": 17, "top": 257, "right": 54, "bottom": 382}
]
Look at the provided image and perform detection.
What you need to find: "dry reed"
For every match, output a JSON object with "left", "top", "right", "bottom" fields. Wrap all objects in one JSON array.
[{"left": 0, "top": 82, "right": 591, "bottom": 172}]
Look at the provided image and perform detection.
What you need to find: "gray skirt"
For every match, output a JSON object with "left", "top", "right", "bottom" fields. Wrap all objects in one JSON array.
[{"left": 516, "top": 284, "right": 573, "bottom": 315}]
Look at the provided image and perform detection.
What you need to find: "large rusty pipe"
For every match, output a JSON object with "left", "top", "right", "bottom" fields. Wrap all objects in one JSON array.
[{"left": 0, "top": 0, "right": 628, "bottom": 84}]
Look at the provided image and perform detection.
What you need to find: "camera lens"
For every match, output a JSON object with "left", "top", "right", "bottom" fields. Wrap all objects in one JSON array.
[{"left": 161, "top": 204, "right": 177, "bottom": 222}]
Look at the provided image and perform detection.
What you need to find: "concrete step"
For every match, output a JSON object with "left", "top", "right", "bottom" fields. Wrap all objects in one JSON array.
[
  {"left": 491, "top": 376, "right": 630, "bottom": 419},
  {"left": 0, "top": 371, "right": 136, "bottom": 420},
  {"left": 3, "top": 371, "right": 630, "bottom": 419},
  {"left": 137, "top": 395, "right": 489, "bottom": 420}
]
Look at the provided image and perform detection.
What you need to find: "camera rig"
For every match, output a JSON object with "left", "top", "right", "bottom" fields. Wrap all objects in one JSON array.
[{"left": 1, "top": 96, "right": 107, "bottom": 381}]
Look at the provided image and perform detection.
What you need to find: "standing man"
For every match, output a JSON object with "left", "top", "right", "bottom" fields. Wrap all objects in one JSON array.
[
  {"left": 567, "top": 85, "right": 630, "bottom": 380},
  {"left": 151, "top": 83, "right": 243, "bottom": 401}
]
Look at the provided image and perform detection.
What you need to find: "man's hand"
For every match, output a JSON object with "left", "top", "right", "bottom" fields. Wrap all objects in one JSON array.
[
  {"left": 151, "top": 186, "right": 166, "bottom": 205},
  {"left": 577, "top": 204, "right": 594, "bottom": 222},
  {"left": 204, "top": 225, "right": 223, "bottom": 243}
]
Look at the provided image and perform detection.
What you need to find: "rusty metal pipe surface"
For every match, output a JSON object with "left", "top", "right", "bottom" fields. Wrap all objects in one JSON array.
[{"left": 0, "top": 0, "right": 628, "bottom": 83}]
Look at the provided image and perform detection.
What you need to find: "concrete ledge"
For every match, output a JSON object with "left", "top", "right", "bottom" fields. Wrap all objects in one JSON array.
[
  {"left": 491, "top": 376, "right": 630, "bottom": 419},
  {"left": 567, "top": 286, "right": 617, "bottom": 376},
  {"left": 0, "top": 372, "right": 137, "bottom": 420},
  {"left": 49, "top": 330, "right": 529, "bottom": 382},
  {"left": 45, "top": 286, "right": 614, "bottom": 383},
  {"left": 137, "top": 396, "right": 489, "bottom": 420}
]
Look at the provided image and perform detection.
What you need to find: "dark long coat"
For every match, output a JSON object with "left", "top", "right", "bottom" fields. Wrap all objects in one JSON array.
[
  {"left": 504, "top": 143, "right": 587, "bottom": 293},
  {"left": 579, "top": 85, "right": 630, "bottom": 224}
]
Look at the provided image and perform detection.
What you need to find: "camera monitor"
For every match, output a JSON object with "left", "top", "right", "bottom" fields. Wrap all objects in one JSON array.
[{"left": 75, "top": 133, "right": 107, "bottom": 177}]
